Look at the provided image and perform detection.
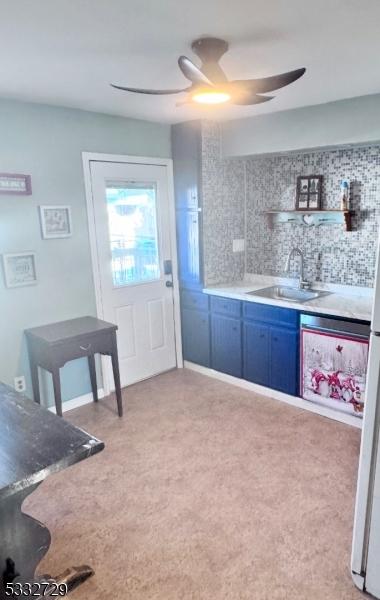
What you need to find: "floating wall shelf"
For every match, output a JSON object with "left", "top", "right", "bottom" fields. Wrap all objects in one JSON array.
[{"left": 264, "top": 210, "right": 353, "bottom": 232}]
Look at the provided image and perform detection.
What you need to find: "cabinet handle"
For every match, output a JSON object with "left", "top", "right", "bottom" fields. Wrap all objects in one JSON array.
[{"left": 79, "top": 344, "right": 92, "bottom": 351}]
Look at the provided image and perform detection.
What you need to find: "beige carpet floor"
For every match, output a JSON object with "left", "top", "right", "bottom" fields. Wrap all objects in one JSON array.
[{"left": 25, "top": 369, "right": 364, "bottom": 600}]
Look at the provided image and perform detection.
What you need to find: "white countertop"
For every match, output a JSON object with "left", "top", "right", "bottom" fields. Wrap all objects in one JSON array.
[{"left": 203, "top": 274, "right": 373, "bottom": 322}]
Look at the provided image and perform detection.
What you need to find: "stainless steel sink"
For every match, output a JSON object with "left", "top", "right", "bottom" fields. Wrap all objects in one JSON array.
[{"left": 246, "top": 285, "right": 331, "bottom": 304}]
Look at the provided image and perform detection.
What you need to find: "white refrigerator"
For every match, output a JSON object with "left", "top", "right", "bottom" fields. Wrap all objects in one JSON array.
[{"left": 352, "top": 245, "right": 380, "bottom": 597}]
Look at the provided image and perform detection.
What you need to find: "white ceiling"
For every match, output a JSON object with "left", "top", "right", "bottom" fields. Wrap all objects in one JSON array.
[{"left": 1, "top": 0, "right": 380, "bottom": 124}]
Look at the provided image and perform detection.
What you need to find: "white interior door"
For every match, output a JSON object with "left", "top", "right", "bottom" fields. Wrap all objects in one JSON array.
[{"left": 89, "top": 160, "right": 177, "bottom": 388}]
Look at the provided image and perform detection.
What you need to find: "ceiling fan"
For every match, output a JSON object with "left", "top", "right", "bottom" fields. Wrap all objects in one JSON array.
[{"left": 111, "top": 37, "right": 306, "bottom": 106}]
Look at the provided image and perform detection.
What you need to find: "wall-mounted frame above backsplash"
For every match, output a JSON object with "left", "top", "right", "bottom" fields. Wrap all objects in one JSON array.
[
  {"left": 296, "top": 175, "right": 323, "bottom": 210},
  {"left": 0, "top": 173, "right": 32, "bottom": 195}
]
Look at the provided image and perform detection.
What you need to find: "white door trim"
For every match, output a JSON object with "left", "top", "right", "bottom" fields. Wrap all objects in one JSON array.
[{"left": 82, "top": 152, "right": 183, "bottom": 395}]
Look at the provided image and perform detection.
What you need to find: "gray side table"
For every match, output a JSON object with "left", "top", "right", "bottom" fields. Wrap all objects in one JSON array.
[{"left": 25, "top": 316, "right": 123, "bottom": 417}]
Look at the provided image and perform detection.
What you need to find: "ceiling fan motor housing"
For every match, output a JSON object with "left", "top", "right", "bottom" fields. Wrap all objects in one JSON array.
[
  {"left": 191, "top": 37, "right": 229, "bottom": 83},
  {"left": 191, "top": 37, "right": 229, "bottom": 62}
]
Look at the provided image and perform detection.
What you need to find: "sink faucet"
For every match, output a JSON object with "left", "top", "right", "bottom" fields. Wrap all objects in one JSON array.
[{"left": 284, "top": 248, "right": 311, "bottom": 290}]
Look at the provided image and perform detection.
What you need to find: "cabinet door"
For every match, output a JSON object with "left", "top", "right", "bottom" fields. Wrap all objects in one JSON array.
[
  {"left": 270, "top": 327, "right": 299, "bottom": 395},
  {"left": 211, "top": 315, "right": 242, "bottom": 378},
  {"left": 172, "top": 121, "right": 201, "bottom": 210},
  {"left": 243, "top": 322, "right": 270, "bottom": 386},
  {"left": 181, "top": 308, "right": 210, "bottom": 367},
  {"left": 176, "top": 210, "right": 201, "bottom": 287}
]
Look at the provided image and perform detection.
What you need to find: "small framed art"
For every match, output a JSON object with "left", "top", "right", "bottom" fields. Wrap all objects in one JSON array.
[
  {"left": 0, "top": 173, "right": 32, "bottom": 195},
  {"left": 3, "top": 252, "right": 37, "bottom": 288},
  {"left": 296, "top": 175, "right": 323, "bottom": 211},
  {"left": 39, "top": 205, "right": 72, "bottom": 239}
]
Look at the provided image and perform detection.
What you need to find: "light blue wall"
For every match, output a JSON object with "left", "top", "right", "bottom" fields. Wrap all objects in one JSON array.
[
  {"left": 222, "top": 94, "right": 380, "bottom": 157},
  {"left": 0, "top": 99, "right": 171, "bottom": 406}
]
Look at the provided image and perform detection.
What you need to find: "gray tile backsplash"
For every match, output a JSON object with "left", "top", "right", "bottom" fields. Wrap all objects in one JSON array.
[
  {"left": 201, "top": 121, "right": 245, "bottom": 285},
  {"left": 201, "top": 120, "right": 380, "bottom": 288},
  {"left": 245, "top": 146, "right": 380, "bottom": 287}
]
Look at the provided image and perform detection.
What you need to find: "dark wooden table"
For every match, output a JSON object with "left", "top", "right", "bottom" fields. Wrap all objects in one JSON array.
[
  {"left": 25, "top": 316, "right": 123, "bottom": 417},
  {"left": 0, "top": 382, "right": 104, "bottom": 598}
]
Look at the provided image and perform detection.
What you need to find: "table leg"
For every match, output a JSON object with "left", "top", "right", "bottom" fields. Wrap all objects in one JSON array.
[
  {"left": 110, "top": 334, "right": 123, "bottom": 417},
  {"left": 0, "top": 483, "right": 51, "bottom": 598},
  {"left": 29, "top": 359, "right": 41, "bottom": 405},
  {"left": 0, "top": 484, "right": 94, "bottom": 599},
  {"left": 51, "top": 368, "right": 63, "bottom": 418},
  {"left": 87, "top": 355, "right": 98, "bottom": 403}
]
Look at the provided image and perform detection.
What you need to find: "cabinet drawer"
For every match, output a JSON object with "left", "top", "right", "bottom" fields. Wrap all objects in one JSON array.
[
  {"left": 54, "top": 332, "right": 113, "bottom": 364},
  {"left": 180, "top": 290, "right": 209, "bottom": 311},
  {"left": 243, "top": 301, "right": 298, "bottom": 328},
  {"left": 210, "top": 296, "right": 241, "bottom": 318}
]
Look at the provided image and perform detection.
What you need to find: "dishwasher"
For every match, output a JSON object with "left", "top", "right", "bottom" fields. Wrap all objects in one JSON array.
[{"left": 300, "top": 314, "right": 370, "bottom": 417}]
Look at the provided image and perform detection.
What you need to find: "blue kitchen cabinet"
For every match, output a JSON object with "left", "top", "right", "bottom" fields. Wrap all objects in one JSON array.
[
  {"left": 243, "top": 322, "right": 270, "bottom": 386},
  {"left": 172, "top": 121, "right": 204, "bottom": 288},
  {"left": 176, "top": 210, "right": 202, "bottom": 288},
  {"left": 181, "top": 290, "right": 300, "bottom": 396},
  {"left": 180, "top": 290, "right": 210, "bottom": 367},
  {"left": 181, "top": 307, "right": 210, "bottom": 367},
  {"left": 269, "top": 326, "right": 299, "bottom": 395},
  {"left": 211, "top": 314, "right": 242, "bottom": 377},
  {"left": 171, "top": 121, "right": 202, "bottom": 211},
  {"left": 243, "top": 301, "right": 299, "bottom": 394}
]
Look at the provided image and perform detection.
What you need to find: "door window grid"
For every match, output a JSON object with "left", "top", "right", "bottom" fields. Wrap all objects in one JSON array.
[{"left": 105, "top": 181, "right": 160, "bottom": 287}]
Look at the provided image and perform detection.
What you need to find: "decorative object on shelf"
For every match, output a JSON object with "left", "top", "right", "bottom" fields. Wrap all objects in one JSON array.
[
  {"left": 2, "top": 252, "right": 37, "bottom": 288},
  {"left": 0, "top": 173, "right": 32, "bottom": 195},
  {"left": 296, "top": 175, "right": 323, "bottom": 211},
  {"left": 39, "top": 205, "right": 72, "bottom": 239},
  {"left": 264, "top": 209, "right": 352, "bottom": 231},
  {"left": 340, "top": 179, "right": 350, "bottom": 211}
]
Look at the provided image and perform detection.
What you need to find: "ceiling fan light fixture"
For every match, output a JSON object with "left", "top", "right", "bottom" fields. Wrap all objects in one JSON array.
[
  {"left": 111, "top": 37, "right": 306, "bottom": 108},
  {"left": 191, "top": 89, "right": 231, "bottom": 104}
]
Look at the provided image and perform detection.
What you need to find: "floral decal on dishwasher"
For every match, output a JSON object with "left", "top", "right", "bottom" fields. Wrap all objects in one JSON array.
[{"left": 302, "top": 329, "right": 369, "bottom": 416}]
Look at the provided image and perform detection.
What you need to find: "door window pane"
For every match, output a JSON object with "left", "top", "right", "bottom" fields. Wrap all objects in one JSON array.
[{"left": 106, "top": 181, "right": 160, "bottom": 286}]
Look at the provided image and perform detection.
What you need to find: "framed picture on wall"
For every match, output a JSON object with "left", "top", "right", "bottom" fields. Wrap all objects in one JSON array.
[
  {"left": 39, "top": 205, "right": 72, "bottom": 239},
  {"left": 2, "top": 252, "right": 37, "bottom": 288},
  {"left": 0, "top": 173, "right": 32, "bottom": 195},
  {"left": 295, "top": 175, "right": 323, "bottom": 211}
]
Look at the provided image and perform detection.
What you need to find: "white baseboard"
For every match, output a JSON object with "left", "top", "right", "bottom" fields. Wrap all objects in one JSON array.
[
  {"left": 48, "top": 388, "right": 105, "bottom": 414},
  {"left": 184, "top": 361, "right": 362, "bottom": 429}
]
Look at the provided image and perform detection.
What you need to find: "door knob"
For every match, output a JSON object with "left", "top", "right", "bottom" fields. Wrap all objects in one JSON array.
[{"left": 166, "top": 280, "right": 174, "bottom": 288}]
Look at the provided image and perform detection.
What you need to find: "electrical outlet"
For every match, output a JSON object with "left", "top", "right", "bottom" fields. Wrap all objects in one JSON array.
[
  {"left": 14, "top": 376, "right": 26, "bottom": 393},
  {"left": 233, "top": 238, "right": 245, "bottom": 253}
]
